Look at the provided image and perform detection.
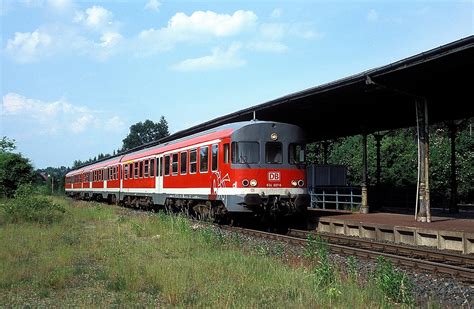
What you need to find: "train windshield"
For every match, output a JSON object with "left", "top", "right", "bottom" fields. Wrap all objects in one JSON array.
[
  {"left": 265, "top": 142, "right": 282, "bottom": 164},
  {"left": 232, "top": 142, "right": 259, "bottom": 164},
  {"left": 289, "top": 143, "right": 305, "bottom": 164}
]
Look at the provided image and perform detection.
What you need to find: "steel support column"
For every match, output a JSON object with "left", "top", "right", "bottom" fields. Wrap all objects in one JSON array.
[
  {"left": 415, "top": 100, "right": 431, "bottom": 222},
  {"left": 448, "top": 123, "right": 458, "bottom": 214},
  {"left": 360, "top": 133, "right": 369, "bottom": 214}
]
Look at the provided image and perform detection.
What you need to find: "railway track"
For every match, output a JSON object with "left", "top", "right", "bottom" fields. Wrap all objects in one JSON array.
[{"left": 222, "top": 226, "right": 474, "bottom": 282}]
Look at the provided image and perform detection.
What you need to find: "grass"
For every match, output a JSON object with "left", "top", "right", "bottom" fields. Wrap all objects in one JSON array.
[{"left": 0, "top": 196, "right": 415, "bottom": 307}]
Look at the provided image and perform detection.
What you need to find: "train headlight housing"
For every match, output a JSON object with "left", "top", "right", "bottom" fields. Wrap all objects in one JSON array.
[
  {"left": 250, "top": 179, "right": 258, "bottom": 187},
  {"left": 242, "top": 179, "right": 249, "bottom": 187},
  {"left": 291, "top": 180, "right": 298, "bottom": 187},
  {"left": 298, "top": 180, "right": 305, "bottom": 187}
]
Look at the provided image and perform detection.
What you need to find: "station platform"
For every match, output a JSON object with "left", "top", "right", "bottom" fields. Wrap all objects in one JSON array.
[{"left": 308, "top": 210, "right": 474, "bottom": 254}]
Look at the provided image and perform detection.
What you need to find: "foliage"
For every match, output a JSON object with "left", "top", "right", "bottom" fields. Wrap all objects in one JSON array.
[
  {"left": 35, "top": 166, "right": 69, "bottom": 194},
  {"left": 0, "top": 141, "right": 34, "bottom": 197},
  {"left": 0, "top": 198, "right": 406, "bottom": 307},
  {"left": 1, "top": 184, "right": 66, "bottom": 224},
  {"left": 307, "top": 120, "right": 473, "bottom": 203},
  {"left": 0, "top": 136, "right": 16, "bottom": 152},
  {"left": 372, "top": 256, "right": 414, "bottom": 305},
  {"left": 346, "top": 256, "right": 358, "bottom": 280},
  {"left": 122, "top": 117, "right": 170, "bottom": 151},
  {"left": 72, "top": 153, "right": 112, "bottom": 169}
]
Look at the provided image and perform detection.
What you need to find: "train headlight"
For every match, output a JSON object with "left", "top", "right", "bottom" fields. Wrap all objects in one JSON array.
[
  {"left": 242, "top": 179, "right": 249, "bottom": 187},
  {"left": 298, "top": 180, "right": 305, "bottom": 187},
  {"left": 291, "top": 180, "right": 298, "bottom": 187},
  {"left": 250, "top": 179, "right": 258, "bottom": 187}
]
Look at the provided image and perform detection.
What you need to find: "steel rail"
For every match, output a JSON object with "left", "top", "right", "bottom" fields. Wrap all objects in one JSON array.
[
  {"left": 223, "top": 226, "right": 474, "bottom": 282},
  {"left": 288, "top": 229, "right": 474, "bottom": 268}
]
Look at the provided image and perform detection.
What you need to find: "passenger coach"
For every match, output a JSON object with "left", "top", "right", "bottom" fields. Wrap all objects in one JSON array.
[{"left": 65, "top": 121, "right": 309, "bottom": 218}]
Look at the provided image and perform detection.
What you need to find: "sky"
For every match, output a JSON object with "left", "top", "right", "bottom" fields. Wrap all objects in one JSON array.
[{"left": 1, "top": 0, "right": 472, "bottom": 169}]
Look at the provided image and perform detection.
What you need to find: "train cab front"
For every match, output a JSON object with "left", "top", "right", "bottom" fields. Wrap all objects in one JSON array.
[{"left": 228, "top": 121, "right": 310, "bottom": 217}]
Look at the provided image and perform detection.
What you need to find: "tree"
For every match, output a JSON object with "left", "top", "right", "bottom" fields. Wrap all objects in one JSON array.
[
  {"left": 0, "top": 136, "right": 16, "bottom": 152},
  {"left": 306, "top": 120, "right": 473, "bottom": 204},
  {"left": 0, "top": 138, "right": 34, "bottom": 197},
  {"left": 35, "top": 166, "right": 69, "bottom": 194},
  {"left": 121, "top": 116, "right": 170, "bottom": 151}
]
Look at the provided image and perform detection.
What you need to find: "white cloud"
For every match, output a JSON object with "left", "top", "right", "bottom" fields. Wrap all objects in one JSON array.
[
  {"left": 2, "top": 92, "right": 124, "bottom": 134},
  {"left": 4, "top": 22, "right": 122, "bottom": 62},
  {"left": 271, "top": 8, "right": 282, "bottom": 18},
  {"left": 172, "top": 43, "right": 245, "bottom": 71},
  {"left": 74, "top": 5, "right": 114, "bottom": 30},
  {"left": 247, "top": 41, "right": 288, "bottom": 53},
  {"left": 367, "top": 9, "right": 379, "bottom": 22},
  {"left": 105, "top": 116, "right": 125, "bottom": 132},
  {"left": 4, "top": 7, "right": 317, "bottom": 63},
  {"left": 5, "top": 29, "right": 52, "bottom": 63},
  {"left": 136, "top": 10, "right": 257, "bottom": 55},
  {"left": 144, "top": 0, "right": 160, "bottom": 12},
  {"left": 259, "top": 23, "right": 285, "bottom": 41},
  {"left": 99, "top": 32, "right": 122, "bottom": 48},
  {"left": 169, "top": 10, "right": 257, "bottom": 37},
  {"left": 47, "top": 0, "right": 72, "bottom": 10},
  {"left": 70, "top": 114, "right": 93, "bottom": 133}
]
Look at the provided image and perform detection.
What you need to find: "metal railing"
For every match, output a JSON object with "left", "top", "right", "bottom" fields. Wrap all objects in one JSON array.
[{"left": 309, "top": 186, "right": 362, "bottom": 211}]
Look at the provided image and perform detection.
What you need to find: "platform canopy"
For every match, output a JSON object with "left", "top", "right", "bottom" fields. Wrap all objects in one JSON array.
[{"left": 164, "top": 36, "right": 474, "bottom": 143}]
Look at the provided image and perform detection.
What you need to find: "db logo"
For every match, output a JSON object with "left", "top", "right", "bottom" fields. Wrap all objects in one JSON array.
[{"left": 268, "top": 171, "right": 280, "bottom": 182}]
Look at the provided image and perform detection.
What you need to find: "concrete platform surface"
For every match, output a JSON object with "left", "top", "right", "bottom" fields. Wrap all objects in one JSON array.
[
  {"left": 317, "top": 212, "right": 474, "bottom": 234},
  {"left": 312, "top": 212, "right": 474, "bottom": 254}
]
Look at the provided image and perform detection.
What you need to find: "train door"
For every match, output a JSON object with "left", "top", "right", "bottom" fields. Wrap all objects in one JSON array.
[
  {"left": 102, "top": 167, "right": 106, "bottom": 189},
  {"left": 156, "top": 155, "right": 163, "bottom": 193}
]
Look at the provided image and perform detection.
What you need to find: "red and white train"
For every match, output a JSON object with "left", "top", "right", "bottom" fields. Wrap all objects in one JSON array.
[{"left": 65, "top": 121, "right": 309, "bottom": 218}]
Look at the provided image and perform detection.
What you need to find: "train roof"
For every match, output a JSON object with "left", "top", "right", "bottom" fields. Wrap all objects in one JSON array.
[{"left": 66, "top": 120, "right": 283, "bottom": 176}]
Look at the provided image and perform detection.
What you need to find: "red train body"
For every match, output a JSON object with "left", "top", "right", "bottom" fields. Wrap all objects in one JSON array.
[{"left": 65, "top": 121, "right": 309, "bottom": 216}]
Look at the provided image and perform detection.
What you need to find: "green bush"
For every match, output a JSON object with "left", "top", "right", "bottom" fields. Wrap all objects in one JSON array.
[
  {"left": 1, "top": 185, "right": 66, "bottom": 224},
  {"left": 372, "top": 256, "right": 414, "bottom": 305}
]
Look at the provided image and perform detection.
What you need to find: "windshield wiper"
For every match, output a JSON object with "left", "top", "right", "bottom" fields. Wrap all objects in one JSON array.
[{"left": 240, "top": 155, "right": 251, "bottom": 168}]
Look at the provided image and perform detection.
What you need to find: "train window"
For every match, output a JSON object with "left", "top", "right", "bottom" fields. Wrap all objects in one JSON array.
[
  {"left": 139, "top": 161, "right": 143, "bottom": 178},
  {"left": 265, "top": 142, "right": 283, "bottom": 164},
  {"left": 159, "top": 157, "right": 163, "bottom": 176},
  {"left": 134, "top": 162, "right": 139, "bottom": 178},
  {"left": 211, "top": 144, "right": 218, "bottom": 171},
  {"left": 104, "top": 168, "right": 108, "bottom": 181},
  {"left": 231, "top": 142, "right": 260, "bottom": 164},
  {"left": 144, "top": 160, "right": 149, "bottom": 178},
  {"left": 289, "top": 144, "right": 306, "bottom": 164},
  {"left": 124, "top": 165, "right": 128, "bottom": 180},
  {"left": 189, "top": 149, "right": 197, "bottom": 174},
  {"left": 164, "top": 156, "right": 170, "bottom": 176},
  {"left": 150, "top": 158, "right": 155, "bottom": 177},
  {"left": 224, "top": 143, "right": 230, "bottom": 164},
  {"left": 172, "top": 153, "right": 179, "bottom": 175},
  {"left": 114, "top": 166, "right": 118, "bottom": 180},
  {"left": 128, "top": 163, "right": 132, "bottom": 179},
  {"left": 200, "top": 146, "right": 209, "bottom": 173},
  {"left": 180, "top": 152, "right": 187, "bottom": 175}
]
